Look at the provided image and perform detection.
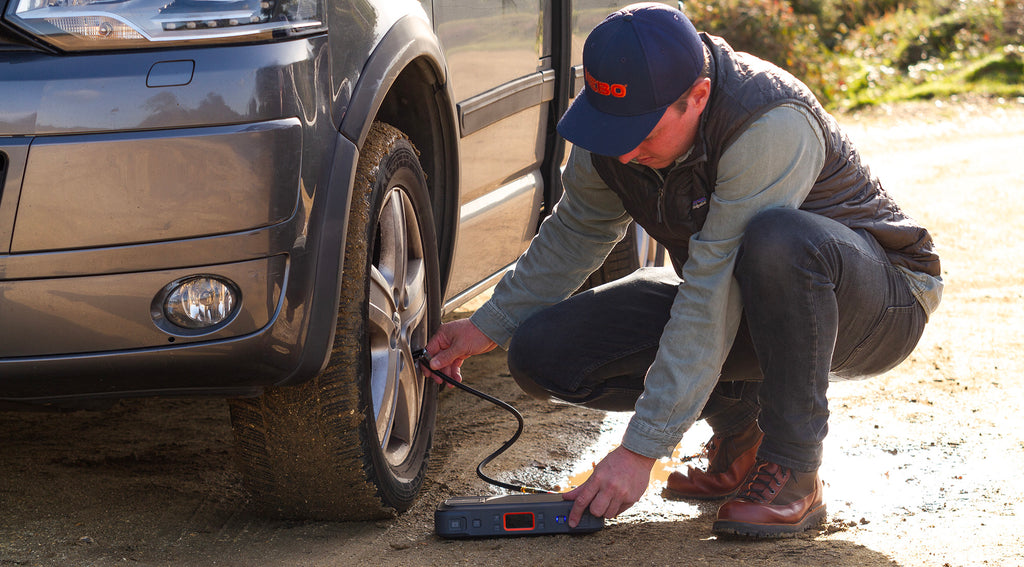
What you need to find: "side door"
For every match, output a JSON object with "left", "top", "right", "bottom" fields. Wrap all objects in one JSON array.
[{"left": 431, "top": 0, "right": 554, "bottom": 305}]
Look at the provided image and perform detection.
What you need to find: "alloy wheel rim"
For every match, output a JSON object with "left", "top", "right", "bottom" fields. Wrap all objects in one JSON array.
[{"left": 367, "top": 186, "right": 429, "bottom": 469}]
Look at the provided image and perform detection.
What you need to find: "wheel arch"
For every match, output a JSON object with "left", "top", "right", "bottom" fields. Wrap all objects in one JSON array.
[
  {"left": 280, "top": 15, "right": 459, "bottom": 388},
  {"left": 339, "top": 15, "right": 461, "bottom": 299}
]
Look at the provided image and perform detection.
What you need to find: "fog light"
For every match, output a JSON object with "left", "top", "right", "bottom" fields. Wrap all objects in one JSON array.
[{"left": 163, "top": 276, "right": 238, "bottom": 329}]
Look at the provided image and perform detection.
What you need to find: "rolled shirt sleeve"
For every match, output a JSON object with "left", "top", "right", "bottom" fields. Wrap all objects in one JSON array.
[{"left": 622, "top": 104, "right": 827, "bottom": 458}]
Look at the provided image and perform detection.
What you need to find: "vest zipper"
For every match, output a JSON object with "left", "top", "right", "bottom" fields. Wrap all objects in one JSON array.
[
  {"left": 657, "top": 186, "right": 666, "bottom": 224},
  {"left": 651, "top": 168, "right": 667, "bottom": 224}
]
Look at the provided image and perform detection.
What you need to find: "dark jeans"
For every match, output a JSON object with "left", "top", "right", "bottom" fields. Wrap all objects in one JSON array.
[{"left": 507, "top": 208, "right": 927, "bottom": 471}]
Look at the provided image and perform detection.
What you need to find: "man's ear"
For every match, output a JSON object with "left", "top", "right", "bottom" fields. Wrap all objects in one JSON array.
[{"left": 690, "top": 78, "right": 712, "bottom": 114}]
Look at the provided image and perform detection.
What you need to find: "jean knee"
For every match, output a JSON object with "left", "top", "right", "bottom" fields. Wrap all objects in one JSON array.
[
  {"left": 736, "top": 208, "right": 810, "bottom": 280},
  {"left": 507, "top": 319, "right": 559, "bottom": 401}
]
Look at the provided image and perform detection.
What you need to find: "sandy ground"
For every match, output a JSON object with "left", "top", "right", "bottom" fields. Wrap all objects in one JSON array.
[{"left": 1, "top": 98, "right": 1023, "bottom": 566}]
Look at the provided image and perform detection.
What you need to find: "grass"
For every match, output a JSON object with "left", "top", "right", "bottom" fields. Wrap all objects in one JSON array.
[
  {"left": 841, "top": 46, "right": 1024, "bottom": 108},
  {"left": 895, "top": 48, "right": 1024, "bottom": 101}
]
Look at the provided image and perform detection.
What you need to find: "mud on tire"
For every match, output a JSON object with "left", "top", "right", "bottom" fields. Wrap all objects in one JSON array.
[{"left": 229, "top": 122, "right": 441, "bottom": 520}]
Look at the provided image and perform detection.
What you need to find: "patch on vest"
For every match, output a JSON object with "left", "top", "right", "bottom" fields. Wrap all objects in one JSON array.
[{"left": 691, "top": 197, "right": 708, "bottom": 210}]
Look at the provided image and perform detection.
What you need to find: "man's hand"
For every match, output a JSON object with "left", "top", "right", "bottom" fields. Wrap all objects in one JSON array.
[
  {"left": 562, "top": 445, "right": 656, "bottom": 527},
  {"left": 423, "top": 318, "right": 497, "bottom": 386}
]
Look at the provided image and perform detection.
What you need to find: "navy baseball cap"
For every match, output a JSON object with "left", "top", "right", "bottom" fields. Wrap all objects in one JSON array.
[{"left": 557, "top": 3, "right": 704, "bottom": 157}]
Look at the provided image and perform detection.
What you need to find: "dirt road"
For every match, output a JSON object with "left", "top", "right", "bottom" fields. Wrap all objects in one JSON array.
[{"left": 2, "top": 99, "right": 1022, "bottom": 566}]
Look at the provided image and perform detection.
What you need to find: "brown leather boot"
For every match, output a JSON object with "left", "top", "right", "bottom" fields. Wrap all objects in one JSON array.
[
  {"left": 712, "top": 459, "right": 826, "bottom": 538},
  {"left": 665, "top": 420, "right": 763, "bottom": 500}
]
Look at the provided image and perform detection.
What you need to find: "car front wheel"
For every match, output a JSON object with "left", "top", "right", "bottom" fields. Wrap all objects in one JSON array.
[{"left": 229, "top": 122, "right": 440, "bottom": 520}]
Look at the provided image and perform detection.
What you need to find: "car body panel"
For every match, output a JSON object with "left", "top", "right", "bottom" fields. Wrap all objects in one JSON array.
[
  {"left": 0, "top": 33, "right": 344, "bottom": 398},
  {"left": 12, "top": 120, "right": 301, "bottom": 252},
  {"left": 0, "top": 39, "right": 326, "bottom": 135},
  {"left": 0, "top": 0, "right": 584, "bottom": 402},
  {"left": 0, "top": 134, "right": 359, "bottom": 399}
]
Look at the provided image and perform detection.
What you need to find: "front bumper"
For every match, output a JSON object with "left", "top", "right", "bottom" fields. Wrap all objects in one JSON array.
[{"left": 0, "top": 37, "right": 355, "bottom": 401}]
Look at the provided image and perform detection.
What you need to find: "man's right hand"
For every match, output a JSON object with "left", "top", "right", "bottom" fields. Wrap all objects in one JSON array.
[{"left": 422, "top": 318, "right": 497, "bottom": 386}]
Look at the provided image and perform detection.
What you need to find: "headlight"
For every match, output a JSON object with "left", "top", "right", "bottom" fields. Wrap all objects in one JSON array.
[{"left": 5, "top": 0, "right": 324, "bottom": 51}]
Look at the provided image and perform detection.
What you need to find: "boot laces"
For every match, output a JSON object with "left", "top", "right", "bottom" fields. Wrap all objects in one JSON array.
[
  {"left": 738, "top": 460, "right": 789, "bottom": 503},
  {"left": 677, "top": 436, "right": 719, "bottom": 467},
  {"left": 700, "top": 437, "right": 719, "bottom": 461}
]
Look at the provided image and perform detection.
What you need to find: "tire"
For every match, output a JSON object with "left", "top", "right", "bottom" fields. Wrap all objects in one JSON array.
[
  {"left": 228, "top": 122, "right": 441, "bottom": 520},
  {"left": 581, "top": 222, "right": 668, "bottom": 289}
]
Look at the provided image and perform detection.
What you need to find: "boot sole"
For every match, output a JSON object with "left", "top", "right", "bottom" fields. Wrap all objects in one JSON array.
[{"left": 711, "top": 504, "right": 827, "bottom": 539}]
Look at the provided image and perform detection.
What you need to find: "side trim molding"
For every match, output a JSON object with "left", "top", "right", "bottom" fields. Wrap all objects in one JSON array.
[{"left": 457, "top": 69, "right": 555, "bottom": 137}]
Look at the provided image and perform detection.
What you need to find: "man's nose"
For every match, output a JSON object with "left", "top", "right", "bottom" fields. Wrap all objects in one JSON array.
[{"left": 618, "top": 148, "right": 638, "bottom": 164}]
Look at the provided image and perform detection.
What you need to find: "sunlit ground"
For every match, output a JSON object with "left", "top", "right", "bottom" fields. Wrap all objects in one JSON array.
[{"left": 557, "top": 375, "right": 1024, "bottom": 565}]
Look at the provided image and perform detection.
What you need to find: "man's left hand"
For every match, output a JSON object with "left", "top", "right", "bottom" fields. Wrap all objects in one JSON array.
[{"left": 562, "top": 445, "right": 656, "bottom": 527}]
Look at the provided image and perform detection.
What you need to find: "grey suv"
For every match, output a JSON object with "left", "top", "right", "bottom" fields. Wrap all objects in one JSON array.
[{"left": 0, "top": 0, "right": 662, "bottom": 519}]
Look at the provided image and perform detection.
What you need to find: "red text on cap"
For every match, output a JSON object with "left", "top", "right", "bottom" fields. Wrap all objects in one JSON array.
[{"left": 585, "top": 69, "right": 627, "bottom": 98}]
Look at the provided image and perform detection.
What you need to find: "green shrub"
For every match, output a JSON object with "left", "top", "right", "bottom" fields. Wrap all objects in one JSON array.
[
  {"left": 679, "top": 0, "right": 1019, "bottom": 109},
  {"left": 833, "top": 0, "right": 1009, "bottom": 108},
  {"left": 891, "top": 1, "right": 1002, "bottom": 68},
  {"left": 682, "top": 0, "right": 840, "bottom": 104}
]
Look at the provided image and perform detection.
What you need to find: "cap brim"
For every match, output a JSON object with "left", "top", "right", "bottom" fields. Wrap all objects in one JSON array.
[{"left": 557, "top": 89, "right": 668, "bottom": 157}]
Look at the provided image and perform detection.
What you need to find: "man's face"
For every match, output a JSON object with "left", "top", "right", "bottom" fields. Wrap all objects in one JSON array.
[{"left": 617, "top": 79, "right": 710, "bottom": 169}]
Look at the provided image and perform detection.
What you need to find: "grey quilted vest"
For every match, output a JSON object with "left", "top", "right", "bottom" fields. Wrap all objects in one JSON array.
[{"left": 591, "top": 34, "right": 941, "bottom": 277}]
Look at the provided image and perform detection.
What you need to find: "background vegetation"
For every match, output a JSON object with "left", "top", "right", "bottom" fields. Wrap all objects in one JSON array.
[{"left": 681, "top": 0, "right": 1024, "bottom": 109}]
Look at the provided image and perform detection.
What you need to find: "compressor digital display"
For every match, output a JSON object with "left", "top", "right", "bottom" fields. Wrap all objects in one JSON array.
[{"left": 503, "top": 511, "right": 535, "bottom": 531}]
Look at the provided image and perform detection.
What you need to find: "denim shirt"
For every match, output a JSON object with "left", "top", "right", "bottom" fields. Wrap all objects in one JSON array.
[{"left": 471, "top": 104, "right": 942, "bottom": 459}]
